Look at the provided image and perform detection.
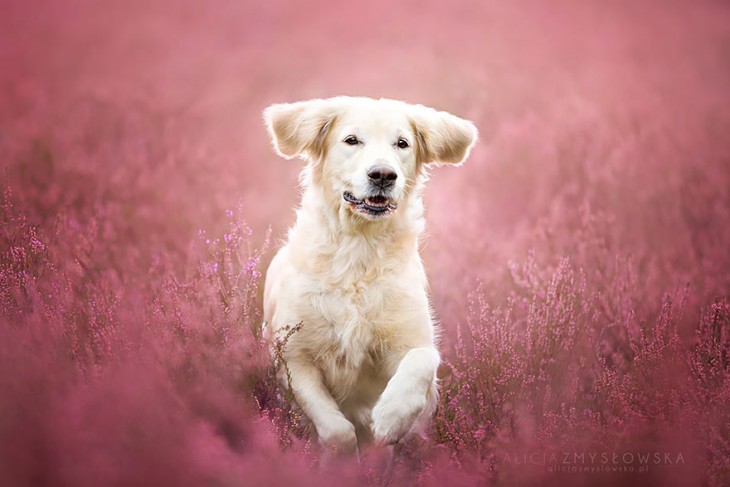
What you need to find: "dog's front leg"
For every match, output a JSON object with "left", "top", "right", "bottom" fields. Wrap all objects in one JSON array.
[
  {"left": 371, "top": 347, "right": 439, "bottom": 445},
  {"left": 286, "top": 360, "right": 358, "bottom": 454}
]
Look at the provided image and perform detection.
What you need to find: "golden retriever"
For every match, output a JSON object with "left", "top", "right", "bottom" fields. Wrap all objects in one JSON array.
[{"left": 262, "top": 96, "right": 477, "bottom": 457}]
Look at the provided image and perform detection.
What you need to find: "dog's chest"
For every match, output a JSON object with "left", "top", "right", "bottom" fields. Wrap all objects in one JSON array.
[
  {"left": 308, "top": 240, "right": 397, "bottom": 346},
  {"left": 306, "top": 279, "right": 391, "bottom": 401},
  {"left": 312, "top": 275, "right": 388, "bottom": 351},
  {"left": 288, "top": 232, "right": 421, "bottom": 400}
]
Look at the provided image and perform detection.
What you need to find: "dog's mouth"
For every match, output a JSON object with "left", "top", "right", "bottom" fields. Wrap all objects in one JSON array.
[{"left": 343, "top": 191, "right": 398, "bottom": 217}]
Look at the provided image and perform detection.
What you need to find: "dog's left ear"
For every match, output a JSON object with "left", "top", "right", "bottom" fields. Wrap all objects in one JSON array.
[
  {"left": 263, "top": 99, "right": 337, "bottom": 161},
  {"left": 409, "top": 105, "right": 478, "bottom": 166}
]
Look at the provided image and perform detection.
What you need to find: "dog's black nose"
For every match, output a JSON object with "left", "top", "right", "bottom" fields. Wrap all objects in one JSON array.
[{"left": 368, "top": 165, "right": 397, "bottom": 188}]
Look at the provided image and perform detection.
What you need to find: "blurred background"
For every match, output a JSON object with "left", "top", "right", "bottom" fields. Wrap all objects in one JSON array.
[
  {"left": 1, "top": 0, "right": 729, "bottom": 485},
  {"left": 2, "top": 0, "right": 728, "bottom": 319}
]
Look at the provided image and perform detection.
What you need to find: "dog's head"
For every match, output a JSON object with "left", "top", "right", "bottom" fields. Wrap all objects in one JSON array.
[{"left": 264, "top": 96, "right": 477, "bottom": 221}]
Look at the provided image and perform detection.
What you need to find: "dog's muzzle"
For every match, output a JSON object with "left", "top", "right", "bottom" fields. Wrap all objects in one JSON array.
[{"left": 343, "top": 191, "right": 398, "bottom": 216}]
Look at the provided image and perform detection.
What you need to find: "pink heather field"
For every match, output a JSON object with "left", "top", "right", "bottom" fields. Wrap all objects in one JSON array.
[{"left": 1, "top": 0, "right": 729, "bottom": 486}]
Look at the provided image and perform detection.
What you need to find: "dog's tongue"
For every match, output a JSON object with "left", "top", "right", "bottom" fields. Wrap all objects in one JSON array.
[{"left": 366, "top": 196, "right": 388, "bottom": 207}]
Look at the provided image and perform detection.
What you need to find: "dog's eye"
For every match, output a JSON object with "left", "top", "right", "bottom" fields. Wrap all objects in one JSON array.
[
  {"left": 343, "top": 136, "right": 360, "bottom": 146},
  {"left": 396, "top": 138, "right": 410, "bottom": 149}
]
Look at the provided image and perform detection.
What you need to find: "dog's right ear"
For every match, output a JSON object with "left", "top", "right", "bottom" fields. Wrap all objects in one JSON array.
[{"left": 263, "top": 100, "right": 337, "bottom": 160}]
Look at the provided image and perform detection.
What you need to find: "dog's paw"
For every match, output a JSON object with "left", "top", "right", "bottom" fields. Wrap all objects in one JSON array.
[
  {"left": 317, "top": 415, "right": 357, "bottom": 454},
  {"left": 371, "top": 389, "right": 427, "bottom": 445}
]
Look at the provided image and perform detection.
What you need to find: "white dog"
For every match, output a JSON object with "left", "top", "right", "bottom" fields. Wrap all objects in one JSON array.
[{"left": 262, "top": 96, "right": 477, "bottom": 456}]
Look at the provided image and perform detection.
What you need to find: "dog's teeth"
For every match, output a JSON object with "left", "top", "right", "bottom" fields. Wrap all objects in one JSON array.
[{"left": 366, "top": 198, "right": 387, "bottom": 207}]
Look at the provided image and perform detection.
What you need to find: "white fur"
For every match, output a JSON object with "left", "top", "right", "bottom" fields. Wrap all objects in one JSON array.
[{"left": 262, "top": 96, "right": 477, "bottom": 454}]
